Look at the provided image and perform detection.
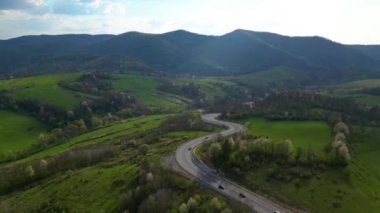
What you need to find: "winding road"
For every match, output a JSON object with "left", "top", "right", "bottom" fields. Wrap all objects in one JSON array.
[{"left": 175, "top": 113, "right": 293, "bottom": 213}]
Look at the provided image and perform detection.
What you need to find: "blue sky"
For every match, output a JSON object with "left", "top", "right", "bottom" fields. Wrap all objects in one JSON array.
[{"left": 0, "top": 0, "right": 379, "bottom": 44}]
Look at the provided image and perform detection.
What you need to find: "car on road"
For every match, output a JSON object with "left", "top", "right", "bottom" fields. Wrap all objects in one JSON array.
[
  {"left": 218, "top": 185, "right": 224, "bottom": 190},
  {"left": 274, "top": 211, "right": 280, "bottom": 213},
  {"left": 188, "top": 147, "right": 192, "bottom": 151},
  {"left": 239, "top": 193, "right": 246, "bottom": 198}
]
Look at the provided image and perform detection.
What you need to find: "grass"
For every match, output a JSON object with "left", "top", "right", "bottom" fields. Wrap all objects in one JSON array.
[
  {"left": 0, "top": 163, "right": 139, "bottom": 212},
  {"left": 215, "top": 118, "right": 380, "bottom": 212},
  {"left": 323, "top": 79, "right": 380, "bottom": 105},
  {"left": 240, "top": 117, "right": 333, "bottom": 157},
  {"left": 112, "top": 74, "right": 185, "bottom": 110},
  {"left": 0, "top": 73, "right": 96, "bottom": 109},
  {"left": 5, "top": 114, "right": 170, "bottom": 165},
  {"left": 0, "top": 110, "right": 46, "bottom": 157},
  {"left": 0, "top": 118, "right": 244, "bottom": 213},
  {"left": 231, "top": 66, "right": 308, "bottom": 88},
  {"left": 150, "top": 130, "right": 211, "bottom": 157},
  {"left": 173, "top": 77, "right": 235, "bottom": 102},
  {"left": 237, "top": 128, "right": 380, "bottom": 213}
]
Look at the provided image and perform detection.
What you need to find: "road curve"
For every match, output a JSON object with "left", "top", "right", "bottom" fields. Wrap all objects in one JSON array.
[{"left": 175, "top": 113, "right": 293, "bottom": 213}]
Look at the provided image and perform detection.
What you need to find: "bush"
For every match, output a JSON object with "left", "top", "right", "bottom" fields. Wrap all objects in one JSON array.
[{"left": 138, "top": 144, "right": 150, "bottom": 155}]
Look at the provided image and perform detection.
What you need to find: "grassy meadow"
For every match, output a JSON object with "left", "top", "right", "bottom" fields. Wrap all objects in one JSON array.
[
  {"left": 0, "top": 73, "right": 96, "bottom": 109},
  {"left": 0, "top": 163, "right": 139, "bottom": 212},
  {"left": 0, "top": 110, "right": 46, "bottom": 157},
  {"left": 113, "top": 74, "right": 186, "bottom": 110},
  {"left": 0, "top": 113, "right": 243, "bottom": 213},
  {"left": 323, "top": 79, "right": 380, "bottom": 106},
  {"left": 230, "top": 66, "right": 308, "bottom": 88},
  {"left": 241, "top": 117, "right": 333, "bottom": 157},
  {"left": 6, "top": 114, "right": 170, "bottom": 165},
  {"left": 239, "top": 126, "right": 380, "bottom": 213},
  {"left": 224, "top": 117, "right": 380, "bottom": 212},
  {"left": 173, "top": 76, "right": 235, "bottom": 102}
]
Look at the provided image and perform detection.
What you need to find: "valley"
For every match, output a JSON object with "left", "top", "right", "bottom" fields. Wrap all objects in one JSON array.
[{"left": 0, "top": 29, "right": 380, "bottom": 213}]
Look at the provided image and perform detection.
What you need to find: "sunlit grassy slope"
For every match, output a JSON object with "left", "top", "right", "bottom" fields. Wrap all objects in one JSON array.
[
  {"left": 1, "top": 164, "right": 139, "bottom": 212},
  {"left": 7, "top": 114, "right": 169, "bottom": 165},
  {"left": 0, "top": 73, "right": 95, "bottom": 109},
  {"left": 323, "top": 79, "right": 380, "bottom": 106},
  {"left": 241, "top": 117, "right": 332, "bottom": 157},
  {"left": 0, "top": 110, "right": 46, "bottom": 156}
]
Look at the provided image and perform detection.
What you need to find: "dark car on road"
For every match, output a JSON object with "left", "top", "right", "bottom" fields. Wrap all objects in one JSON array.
[
  {"left": 239, "top": 193, "right": 246, "bottom": 198},
  {"left": 218, "top": 185, "right": 224, "bottom": 190}
]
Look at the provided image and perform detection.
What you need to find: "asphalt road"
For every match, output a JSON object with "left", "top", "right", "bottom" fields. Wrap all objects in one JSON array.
[{"left": 175, "top": 113, "right": 293, "bottom": 213}]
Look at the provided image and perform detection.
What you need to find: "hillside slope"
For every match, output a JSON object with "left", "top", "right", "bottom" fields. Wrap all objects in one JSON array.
[
  {"left": 0, "top": 30, "right": 377, "bottom": 78},
  {"left": 351, "top": 45, "right": 380, "bottom": 61}
]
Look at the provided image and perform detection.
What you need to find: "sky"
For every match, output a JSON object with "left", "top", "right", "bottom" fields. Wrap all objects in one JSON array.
[{"left": 0, "top": 0, "right": 379, "bottom": 44}]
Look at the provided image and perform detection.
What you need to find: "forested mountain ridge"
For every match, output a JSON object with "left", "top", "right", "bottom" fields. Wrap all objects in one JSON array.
[{"left": 0, "top": 29, "right": 378, "bottom": 78}]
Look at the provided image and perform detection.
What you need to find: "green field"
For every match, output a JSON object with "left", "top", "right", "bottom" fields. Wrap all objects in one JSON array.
[
  {"left": 0, "top": 110, "right": 46, "bottom": 157},
  {"left": 238, "top": 127, "right": 380, "bottom": 213},
  {"left": 0, "top": 114, "right": 243, "bottom": 213},
  {"left": 241, "top": 117, "right": 333, "bottom": 156},
  {"left": 0, "top": 73, "right": 95, "bottom": 109},
  {"left": 0, "top": 163, "right": 139, "bottom": 212},
  {"left": 173, "top": 77, "right": 235, "bottom": 102},
  {"left": 231, "top": 66, "right": 308, "bottom": 88},
  {"left": 6, "top": 114, "right": 169, "bottom": 165},
  {"left": 323, "top": 79, "right": 380, "bottom": 105},
  {"left": 222, "top": 117, "right": 380, "bottom": 212},
  {"left": 113, "top": 74, "right": 186, "bottom": 110}
]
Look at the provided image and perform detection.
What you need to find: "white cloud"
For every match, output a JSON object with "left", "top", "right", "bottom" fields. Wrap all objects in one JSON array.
[
  {"left": 0, "top": 0, "right": 379, "bottom": 44},
  {"left": 26, "top": 0, "right": 44, "bottom": 6},
  {"left": 103, "top": 2, "right": 126, "bottom": 15}
]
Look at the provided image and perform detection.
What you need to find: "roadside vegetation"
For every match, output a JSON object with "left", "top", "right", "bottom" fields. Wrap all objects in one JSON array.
[
  {"left": 196, "top": 90, "right": 380, "bottom": 212},
  {"left": 2, "top": 69, "right": 380, "bottom": 212},
  {"left": 0, "top": 112, "right": 247, "bottom": 212}
]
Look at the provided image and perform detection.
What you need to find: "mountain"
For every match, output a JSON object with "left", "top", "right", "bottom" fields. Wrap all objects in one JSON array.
[
  {"left": 0, "top": 29, "right": 378, "bottom": 78},
  {"left": 351, "top": 45, "right": 380, "bottom": 61}
]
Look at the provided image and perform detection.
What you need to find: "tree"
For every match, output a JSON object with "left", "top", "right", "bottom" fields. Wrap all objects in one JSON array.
[
  {"left": 25, "top": 165, "right": 35, "bottom": 178},
  {"left": 221, "top": 208, "right": 233, "bottom": 213},
  {"left": 334, "top": 122, "right": 349, "bottom": 136},
  {"left": 38, "top": 133, "right": 47, "bottom": 146},
  {"left": 91, "top": 116, "right": 103, "bottom": 127},
  {"left": 146, "top": 172, "right": 154, "bottom": 182},
  {"left": 337, "top": 144, "right": 351, "bottom": 165},
  {"left": 39, "top": 159, "right": 48, "bottom": 170},
  {"left": 187, "top": 197, "right": 198, "bottom": 212},
  {"left": 332, "top": 140, "right": 345, "bottom": 148},
  {"left": 335, "top": 132, "right": 346, "bottom": 142},
  {"left": 284, "top": 139, "right": 293, "bottom": 154},
  {"left": 138, "top": 144, "right": 150, "bottom": 155},
  {"left": 210, "top": 197, "right": 223, "bottom": 211},
  {"left": 179, "top": 203, "right": 188, "bottom": 213},
  {"left": 208, "top": 143, "right": 222, "bottom": 159},
  {"left": 295, "top": 147, "right": 306, "bottom": 163},
  {"left": 118, "top": 191, "right": 133, "bottom": 212}
]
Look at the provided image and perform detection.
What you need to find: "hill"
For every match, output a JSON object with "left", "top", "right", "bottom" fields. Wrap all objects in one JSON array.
[
  {"left": 0, "top": 30, "right": 378, "bottom": 80},
  {"left": 351, "top": 45, "right": 380, "bottom": 61}
]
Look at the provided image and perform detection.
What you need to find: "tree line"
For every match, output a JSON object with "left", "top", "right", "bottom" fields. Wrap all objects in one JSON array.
[
  {"left": 222, "top": 90, "right": 380, "bottom": 126},
  {"left": 0, "top": 144, "right": 117, "bottom": 195}
]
